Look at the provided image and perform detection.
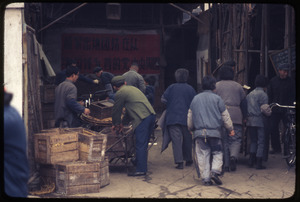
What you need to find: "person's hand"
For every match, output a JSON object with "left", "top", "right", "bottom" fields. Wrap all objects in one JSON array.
[
  {"left": 78, "top": 100, "right": 85, "bottom": 106},
  {"left": 93, "top": 79, "right": 99, "bottom": 84},
  {"left": 229, "top": 130, "right": 235, "bottom": 136},
  {"left": 112, "top": 124, "right": 123, "bottom": 134},
  {"left": 84, "top": 108, "right": 90, "bottom": 115}
]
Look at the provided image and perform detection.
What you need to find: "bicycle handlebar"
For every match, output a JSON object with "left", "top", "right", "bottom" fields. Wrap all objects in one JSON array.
[{"left": 269, "top": 102, "right": 296, "bottom": 110}]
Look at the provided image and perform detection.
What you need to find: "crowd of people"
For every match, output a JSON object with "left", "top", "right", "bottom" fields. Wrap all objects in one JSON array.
[{"left": 4, "top": 60, "right": 295, "bottom": 197}]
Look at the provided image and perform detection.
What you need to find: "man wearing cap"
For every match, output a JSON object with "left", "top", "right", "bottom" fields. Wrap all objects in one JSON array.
[
  {"left": 111, "top": 76, "right": 156, "bottom": 176},
  {"left": 267, "top": 63, "right": 295, "bottom": 154},
  {"left": 122, "top": 62, "right": 146, "bottom": 93}
]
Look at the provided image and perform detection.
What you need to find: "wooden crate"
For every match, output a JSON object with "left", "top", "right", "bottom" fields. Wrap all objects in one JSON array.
[
  {"left": 40, "top": 85, "right": 56, "bottom": 103},
  {"left": 39, "top": 164, "right": 57, "bottom": 185},
  {"left": 34, "top": 131, "right": 79, "bottom": 164},
  {"left": 55, "top": 161, "right": 101, "bottom": 195},
  {"left": 61, "top": 127, "right": 107, "bottom": 162},
  {"left": 89, "top": 100, "right": 113, "bottom": 120},
  {"left": 100, "top": 156, "right": 110, "bottom": 188}
]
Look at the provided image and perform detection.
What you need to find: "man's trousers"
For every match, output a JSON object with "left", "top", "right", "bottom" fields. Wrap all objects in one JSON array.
[{"left": 134, "top": 114, "right": 156, "bottom": 172}]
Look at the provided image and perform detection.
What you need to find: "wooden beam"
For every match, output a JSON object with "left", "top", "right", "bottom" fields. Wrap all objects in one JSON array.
[{"left": 169, "top": 3, "right": 205, "bottom": 25}]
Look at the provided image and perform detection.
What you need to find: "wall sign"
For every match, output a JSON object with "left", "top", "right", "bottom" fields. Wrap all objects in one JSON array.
[{"left": 61, "top": 32, "right": 160, "bottom": 74}]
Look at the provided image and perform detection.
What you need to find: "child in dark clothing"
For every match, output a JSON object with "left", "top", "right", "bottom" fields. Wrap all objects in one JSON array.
[{"left": 144, "top": 76, "right": 156, "bottom": 106}]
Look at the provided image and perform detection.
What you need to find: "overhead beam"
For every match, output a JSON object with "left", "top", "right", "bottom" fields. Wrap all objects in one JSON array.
[{"left": 38, "top": 3, "right": 88, "bottom": 32}]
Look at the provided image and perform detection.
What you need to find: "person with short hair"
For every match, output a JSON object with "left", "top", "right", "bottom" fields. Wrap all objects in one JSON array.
[
  {"left": 54, "top": 65, "right": 90, "bottom": 127},
  {"left": 161, "top": 68, "right": 196, "bottom": 169},
  {"left": 111, "top": 76, "right": 156, "bottom": 176},
  {"left": 93, "top": 66, "right": 115, "bottom": 98},
  {"left": 188, "top": 75, "right": 234, "bottom": 186},
  {"left": 4, "top": 90, "right": 29, "bottom": 197},
  {"left": 215, "top": 65, "right": 246, "bottom": 172},
  {"left": 267, "top": 63, "right": 295, "bottom": 154},
  {"left": 246, "top": 75, "right": 269, "bottom": 169},
  {"left": 123, "top": 62, "right": 146, "bottom": 93}
]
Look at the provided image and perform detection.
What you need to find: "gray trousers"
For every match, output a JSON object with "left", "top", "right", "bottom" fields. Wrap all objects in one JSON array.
[
  {"left": 248, "top": 126, "right": 265, "bottom": 158},
  {"left": 222, "top": 124, "right": 242, "bottom": 167},
  {"left": 195, "top": 137, "right": 223, "bottom": 182},
  {"left": 167, "top": 124, "right": 192, "bottom": 164}
]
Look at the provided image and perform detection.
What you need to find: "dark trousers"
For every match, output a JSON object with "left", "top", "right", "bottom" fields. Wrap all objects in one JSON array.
[
  {"left": 167, "top": 124, "right": 193, "bottom": 164},
  {"left": 270, "top": 112, "right": 287, "bottom": 152},
  {"left": 134, "top": 114, "right": 156, "bottom": 172},
  {"left": 248, "top": 126, "right": 265, "bottom": 158}
]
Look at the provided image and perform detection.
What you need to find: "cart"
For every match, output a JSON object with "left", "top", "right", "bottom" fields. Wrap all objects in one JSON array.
[{"left": 80, "top": 102, "right": 157, "bottom": 173}]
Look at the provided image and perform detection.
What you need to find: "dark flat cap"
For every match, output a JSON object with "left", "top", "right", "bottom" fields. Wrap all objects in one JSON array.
[
  {"left": 93, "top": 66, "right": 103, "bottom": 73},
  {"left": 278, "top": 63, "right": 291, "bottom": 71},
  {"left": 111, "top": 75, "right": 125, "bottom": 87}
]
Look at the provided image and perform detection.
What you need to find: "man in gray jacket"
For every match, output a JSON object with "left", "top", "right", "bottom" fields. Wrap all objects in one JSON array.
[
  {"left": 55, "top": 66, "right": 90, "bottom": 127},
  {"left": 188, "top": 75, "right": 234, "bottom": 186},
  {"left": 215, "top": 66, "right": 246, "bottom": 172},
  {"left": 123, "top": 62, "right": 146, "bottom": 93}
]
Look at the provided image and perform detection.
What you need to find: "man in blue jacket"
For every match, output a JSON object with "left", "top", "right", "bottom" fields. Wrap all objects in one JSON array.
[
  {"left": 161, "top": 68, "right": 196, "bottom": 169},
  {"left": 4, "top": 90, "right": 29, "bottom": 197}
]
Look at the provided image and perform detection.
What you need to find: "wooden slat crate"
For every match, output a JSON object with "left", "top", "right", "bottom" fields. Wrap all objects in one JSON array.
[
  {"left": 55, "top": 161, "right": 101, "bottom": 195},
  {"left": 34, "top": 131, "right": 79, "bottom": 164},
  {"left": 89, "top": 100, "right": 113, "bottom": 120},
  {"left": 100, "top": 156, "right": 110, "bottom": 188},
  {"left": 61, "top": 127, "right": 107, "bottom": 162},
  {"left": 40, "top": 85, "right": 56, "bottom": 103},
  {"left": 39, "top": 164, "right": 57, "bottom": 185},
  {"left": 78, "top": 129, "right": 107, "bottom": 162}
]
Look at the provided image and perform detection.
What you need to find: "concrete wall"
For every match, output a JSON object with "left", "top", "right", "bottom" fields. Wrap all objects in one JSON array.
[{"left": 4, "top": 3, "right": 24, "bottom": 116}]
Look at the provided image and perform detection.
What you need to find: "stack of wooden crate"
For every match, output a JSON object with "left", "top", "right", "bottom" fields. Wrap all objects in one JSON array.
[
  {"left": 35, "top": 127, "right": 109, "bottom": 195},
  {"left": 40, "top": 85, "right": 56, "bottom": 129}
]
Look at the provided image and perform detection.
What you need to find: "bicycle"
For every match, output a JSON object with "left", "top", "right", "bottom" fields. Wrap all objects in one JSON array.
[{"left": 269, "top": 102, "right": 296, "bottom": 167}]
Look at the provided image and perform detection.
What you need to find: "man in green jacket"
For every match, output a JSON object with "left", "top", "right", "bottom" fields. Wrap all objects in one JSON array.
[{"left": 111, "top": 76, "right": 156, "bottom": 176}]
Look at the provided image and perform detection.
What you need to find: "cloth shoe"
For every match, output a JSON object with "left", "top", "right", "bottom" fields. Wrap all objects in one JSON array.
[
  {"left": 175, "top": 162, "right": 183, "bottom": 169},
  {"left": 211, "top": 172, "right": 222, "bottom": 185},
  {"left": 230, "top": 156, "right": 237, "bottom": 171},
  {"left": 248, "top": 153, "right": 256, "bottom": 168},
  {"left": 185, "top": 160, "right": 193, "bottom": 166},
  {"left": 127, "top": 171, "right": 146, "bottom": 176},
  {"left": 256, "top": 157, "right": 266, "bottom": 170}
]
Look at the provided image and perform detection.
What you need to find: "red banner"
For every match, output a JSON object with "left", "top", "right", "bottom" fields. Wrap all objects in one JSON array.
[{"left": 61, "top": 33, "right": 161, "bottom": 74}]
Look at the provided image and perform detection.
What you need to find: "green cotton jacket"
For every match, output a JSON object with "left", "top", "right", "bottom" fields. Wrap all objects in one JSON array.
[{"left": 112, "top": 85, "right": 155, "bottom": 130}]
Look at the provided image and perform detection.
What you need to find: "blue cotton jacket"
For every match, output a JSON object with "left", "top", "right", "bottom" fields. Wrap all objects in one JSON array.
[
  {"left": 161, "top": 83, "right": 196, "bottom": 126},
  {"left": 4, "top": 104, "right": 29, "bottom": 197},
  {"left": 246, "top": 87, "right": 268, "bottom": 127},
  {"left": 189, "top": 90, "right": 226, "bottom": 139}
]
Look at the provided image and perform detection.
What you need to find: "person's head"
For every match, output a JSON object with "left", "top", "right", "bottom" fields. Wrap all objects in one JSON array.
[
  {"left": 144, "top": 76, "right": 156, "bottom": 86},
  {"left": 223, "top": 60, "right": 236, "bottom": 68},
  {"left": 254, "top": 75, "right": 268, "bottom": 88},
  {"left": 65, "top": 65, "right": 79, "bottom": 82},
  {"left": 202, "top": 75, "right": 216, "bottom": 91},
  {"left": 278, "top": 63, "right": 290, "bottom": 79},
  {"left": 175, "top": 68, "right": 189, "bottom": 83},
  {"left": 94, "top": 66, "right": 103, "bottom": 77},
  {"left": 219, "top": 65, "right": 234, "bottom": 80},
  {"left": 130, "top": 62, "right": 139, "bottom": 72},
  {"left": 111, "top": 75, "right": 126, "bottom": 90}
]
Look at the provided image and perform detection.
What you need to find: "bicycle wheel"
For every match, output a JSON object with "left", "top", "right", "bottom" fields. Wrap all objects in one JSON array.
[{"left": 283, "top": 123, "right": 296, "bottom": 167}]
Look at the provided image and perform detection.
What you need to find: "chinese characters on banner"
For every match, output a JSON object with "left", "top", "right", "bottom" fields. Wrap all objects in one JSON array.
[{"left": 61, "top": 33, "right": 161, "bottom": 74}]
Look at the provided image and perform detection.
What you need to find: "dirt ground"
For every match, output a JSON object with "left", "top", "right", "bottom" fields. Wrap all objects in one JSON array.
[{"left": 31, "top": 127, "right": 297, "bottom": 199}]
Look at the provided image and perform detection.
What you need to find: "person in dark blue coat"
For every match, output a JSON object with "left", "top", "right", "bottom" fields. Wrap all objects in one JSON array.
[
  {"left": 4, "top": 90, "right": 29, "bottom": 197},
  {"left": 161, "top": 68, "right": 196, "bottom": 169}
]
